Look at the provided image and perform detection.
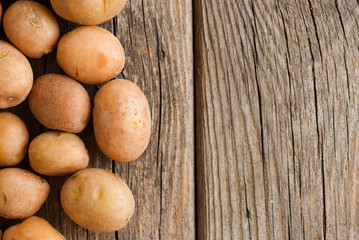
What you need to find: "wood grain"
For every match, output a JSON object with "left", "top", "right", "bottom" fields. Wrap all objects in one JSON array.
[
  {"left": 195, "top": 0, "right": 359, "bottom": 239},
  {"left": 3, "top": 0, "right": 358, "bottom": 238},
  {"left": 114, "top": 0, "right": 195, "bottom": 239},
  {"left": 0, "top": 0, "right": 194, "bottom": 239}
]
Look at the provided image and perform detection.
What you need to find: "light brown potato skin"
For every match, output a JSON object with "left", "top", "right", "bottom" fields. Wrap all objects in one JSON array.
[
  {"left": 0, "top": 168, "right": 50, "bottom": 219},
  {"left": 0, "top": 41, "right": 33, "bottom": 109},
  {"left": 3, "top": 1, "right": 60, "bottom": 58},
  {"left": 61, "top": 168, "right": 135, "bottom": 232},
  {"left": 57, "top": 26, "right": 125, "bottom": 85},
  {"left": 3, "top": 216, "right": 65, "bottom": 240},
  {"left": 93, "top": 79, "right": 151, "bottom": 162},
  {"left": 0, "top": 112, "right": 29, "bottom": 167},
  {"left": 28, "top": 74, "right": 91, "bottom": 133},
  {"left": 29, "top": 131, "right": 89, "bottom": 176},
  {"left": 51, "top": 0, "right": 127, "bottom": 25}
]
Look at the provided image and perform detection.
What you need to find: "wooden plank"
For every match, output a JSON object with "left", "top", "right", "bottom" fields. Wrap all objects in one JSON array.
[
  {"left": 1, "top": 0, "right": 195, "bottom": 239},
  {"left": 195, "top": 0, "right": 359, "bottom": 239},
  {"left": 114, "top": 0, "right": 195, "bottom": 239},
  {"left": 195, "top": 0, "right": 265, "bottom": 239}
]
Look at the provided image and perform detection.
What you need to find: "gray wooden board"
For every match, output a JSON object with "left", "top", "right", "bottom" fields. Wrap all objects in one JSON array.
[{"left": 195, "top": 0, "right": 359, "bottom": 239}]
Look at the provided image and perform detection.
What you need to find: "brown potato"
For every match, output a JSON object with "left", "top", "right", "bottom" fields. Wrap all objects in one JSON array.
[
  {"left": 0, "top": 168, "right": 50, "bottom": 219},
  {"left": 93, "top": 79, "right": 151, "bottom": 162},
  {"left": 57, "top": 26, "right": 125, "bottom": 85},
  {"left": 3, "top": 216, "right": 65, "bottom": 240},
  {"left": 61, "top": 168, "right": 135, "bottom": 232},
  {"left": 0, "top": 41, "right": 33, "bottom": 109},
  {"left": 51, "top": 0, "right": 127, "bottom": 25},
  {"left": 0, "top": 112, "right": 29, "bottom": 167},
  {"left": 28, "top": 74, "right": 91, "bottom": 133},
  {"left": 3, "top": 1, "right": 60, "bottom": 58},
  {"left": 29, "top": 131, "right": 89, "bottom": 176}
]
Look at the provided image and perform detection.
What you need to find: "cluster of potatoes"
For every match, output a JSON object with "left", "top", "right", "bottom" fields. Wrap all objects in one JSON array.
[{"left": 0, "top": 0, "right": 151, "bottom": 238}]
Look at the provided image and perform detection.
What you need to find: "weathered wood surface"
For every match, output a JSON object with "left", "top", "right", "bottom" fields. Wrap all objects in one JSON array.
[
  {"left": 2, "top": 0, "right": 359, "bottom": 239},
  {"left": 195, "top": 0, "right": 359, "bottom": 239},
  {"left": 0, "top": 0, "right": 194, "bottom": 239}
]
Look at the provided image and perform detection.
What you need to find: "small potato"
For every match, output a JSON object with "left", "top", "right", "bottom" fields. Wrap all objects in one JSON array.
[
  {"left": 29, "top": 131, "right": 89, "bottom": 176},
  {"left": 0, "top": 168, "right": 50, "bottom": 219},
  {"left": 28, "top": 74, "right": 91, "bottom": 133},
  {"left": 3, "top": 216, "right": 65, "bottom": 240},
  {"left": 93, "top": 79, "right": 151, "bottom": 162},
  {"left": 57, "top": 26, "right": 125, "bottom": 85},
  {"left": 51, "top": 0, "right": 127, "bottom": 25},
  {"left": 0, "top": 112, "right": 29, "bottom": 167},
  {"left": 61, "top": 168, "right": 135, "bottom": 232},
  {"left": 3, "top": 1, "right": 60, "bottom": 58},
  {"left": 0, "top": 41, "right": 33, "bottom": 109}
]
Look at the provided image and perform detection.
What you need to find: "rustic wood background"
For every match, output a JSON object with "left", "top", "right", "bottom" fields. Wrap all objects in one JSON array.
[
  {"left": 196, "top": 0, "right": 359, "bottom": 239},
  {"left": 1, "top": 0, "right": 359, "bottom": 239}
]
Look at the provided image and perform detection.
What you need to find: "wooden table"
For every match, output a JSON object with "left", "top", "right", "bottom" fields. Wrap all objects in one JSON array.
[{"left": 1, "top": 0, "right": 358, "bottom": 239}]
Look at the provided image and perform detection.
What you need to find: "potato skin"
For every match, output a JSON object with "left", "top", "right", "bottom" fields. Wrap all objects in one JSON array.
[
  {"left": 0, "top": 41, "right": 33, "bottom": 109},
  {"left": 3, "top": 1, "right": 60, "bottom": 58},
  {"left": 0, "top": 112, "right": 29, "bottom": 167},
  {"left": 51, "top": 0, "right": 127, "bottom": 25},
  {"left": 29, "top": 131, "right": 89, "bottom": 176},
  {"left": 61, "top": 168, "right": 135, "bottom": 232},
  {"left": 28, "top": 74, "right": 91, "bottom": 133},
  {"left": 0, "top": 168, "right": 50, "bottom": 219},
  {"left": 3, "top": 216, "right": 65, "bottom": 240},
  {"left": 93, "top": 79, "right": 151, "bottom": 162},
  {"left": 57, "top": 26, "right": 125, "bottom": 85}
]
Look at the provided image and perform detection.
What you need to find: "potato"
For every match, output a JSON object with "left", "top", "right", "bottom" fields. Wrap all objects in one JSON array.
[
  {"left": 57, "top": 26, "right": 125, "bottom": 85},
  {"left": 0, "top": 168, "right": 49, "bottom": 219},
  {"left": 0, "top": 41, "right": 33, "bottom": 109},
  {"left": 3, "top": 1, "right": 60, "bottom": 58},
  {"left": 3, "top": 216, "right": 65, "bottom": 240},
  {"left": 93, "top": 79, "right": 151, "bottom": 162},
  {"left": 28, "top": 74, "right": 91, "bottom": 133},
  {"left": 29, "top": 131, "right": 89, "bottom": 176},
  {"left": 51, "top": 0, "right": 127, "bottom": 25},
  {"left": 61, "top": 168, "right": 135, "bottom": 232},
  {"left": 0, "top": 112, "right": 29, "bottom": 167}
]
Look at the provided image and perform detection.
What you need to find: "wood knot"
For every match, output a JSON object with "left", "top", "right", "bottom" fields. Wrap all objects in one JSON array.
[{"left": 158, "top": 50, "right": 166, "bottom": 60}]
